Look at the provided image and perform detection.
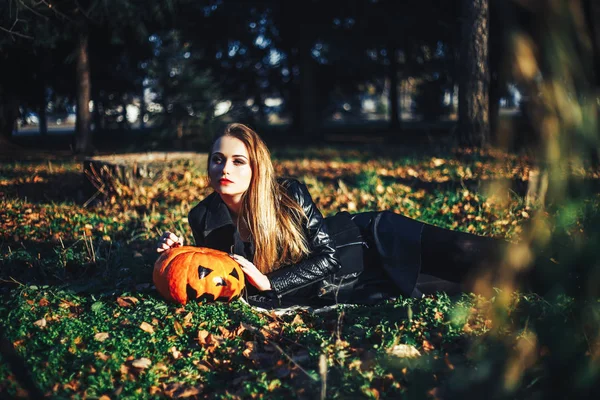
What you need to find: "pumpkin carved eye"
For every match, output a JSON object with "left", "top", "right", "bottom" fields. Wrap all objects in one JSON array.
[
  {"left": 153, "top": 246, "right": 245, "bottom": 305},
  {"left": 198, "top": 265, "right": 213, "bottom": 279}
]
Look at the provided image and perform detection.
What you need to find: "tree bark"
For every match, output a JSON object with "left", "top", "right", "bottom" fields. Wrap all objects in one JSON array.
[
  {"left": 0, "top": 88, "right": 18, "bottom": 143},
  {"left": 299, "top": 46, "right": 318, "bottom": 139},
  {"left": 38, "top": 85, "right": 48, "bottom": 136},
  {"left": 459, "top": 0, "right": 490, "bottom": 147},
  {"left": 388, "top": 44, "right": 401, "bottom": 131},
  {"left": 75, "top": 31, "right": 93, "bottom": 154}
]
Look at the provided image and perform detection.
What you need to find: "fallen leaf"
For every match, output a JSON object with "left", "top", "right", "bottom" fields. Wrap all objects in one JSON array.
[
  {"left": 116, "top": 296, "right": 139, "bottom": 307},
  {"left": 131, "top": 357, "right": 152, "bottom": 369},
  {"left": 33, "top": 318, "right": 46, "bottom": 328},
  {"left": 94, "top": 332, "right": 110, "bottom": 342},
  {"left": 387, "top": 344, "right": 421, "bottom": 359},
  {"left": 362, "top": 387, "right": 380, "bottom": 399},
  {"left": 197, "top": 330, "right": 223, "bottom": 349},
  {"left": 173, "top": 321, "right": 184, "bottom": 335},
  {"left": 95, "top": 352, "right": 110, "bottom": 361},
  {"left": 422, "top": 339, "right": 435, "bottom": 352},
  {"left": 140, "top": 322, "right": 155, "bottom": 334},
  {"left": 243, "top": 341, "right": 260, "bottom": 360},
  {"left": 163, "top": 382, "right": 203, "bottom": 398},
  {"left": 291, "top": 314, "right": 304, "bottom": 326},
  {"left": 170, "top": 346, "right": 182, "bottom": 360}
]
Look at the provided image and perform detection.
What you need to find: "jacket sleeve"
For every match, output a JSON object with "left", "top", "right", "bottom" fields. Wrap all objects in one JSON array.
[
  {"left": 266, "top": 180, "right": 341, "bottom": 297},
  {"left": 188, "top": 205, "right": 206, "bottom": 247}
]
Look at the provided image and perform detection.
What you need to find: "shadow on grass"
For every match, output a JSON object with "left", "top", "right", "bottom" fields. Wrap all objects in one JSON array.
[
  {"left": 0, "top": 170, "right": 90, "bottom": 204},
  {"left": 0, "top": 238, "right": 161, "bottom": 295}
]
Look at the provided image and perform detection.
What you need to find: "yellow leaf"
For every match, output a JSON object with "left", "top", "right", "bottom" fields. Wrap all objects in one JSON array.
[
  {"left": 140, "top": 322, "right": 154, "bottom": 334},
  {"left": 386, "top": 344, "right": 421, "bottom": 358},
  {"left": 131, "top": 357, "right": 152, "bottom": 369},
  {"left": 94, "top": 332, "right": 110, "bottom": 342},
  {"left": 174, "top": 321, "right": 184, "bottom": 335}
]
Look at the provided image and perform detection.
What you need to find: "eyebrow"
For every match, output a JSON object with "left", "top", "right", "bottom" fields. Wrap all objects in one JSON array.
[{"left": 211, "top": 152, "right": 248, "bottom": 159}]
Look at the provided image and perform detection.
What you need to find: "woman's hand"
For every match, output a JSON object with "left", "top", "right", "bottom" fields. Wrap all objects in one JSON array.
[
  {"left": 229, "top": 254, "right": 272, "bottom": 291},
  {"left": 156, "top": 231, "right": 184, "bottom": 253}
]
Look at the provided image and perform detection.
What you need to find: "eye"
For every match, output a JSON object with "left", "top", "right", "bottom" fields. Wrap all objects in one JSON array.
[
  {"left": 211, "top": 155, "right": 223, "bottom": 164},
  {"left": 197, "top": 265, "right": 213, "bottom": 279},
  {"left": 233, "top": 159, "right": 246, "bottom": 165},
  {"left": 229, "top": 268, "right": 240, "bottom": 280}
]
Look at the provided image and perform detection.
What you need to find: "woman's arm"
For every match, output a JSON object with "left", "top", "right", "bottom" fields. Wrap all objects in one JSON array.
[
  {"left": 188, "top": 205, "right": 206, "bottom": 247},
  {"left": 266, "top": 180, "right": 341, "bottom": 298}
]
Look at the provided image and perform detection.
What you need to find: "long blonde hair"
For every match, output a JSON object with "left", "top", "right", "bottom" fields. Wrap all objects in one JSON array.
[{"left": 208, "top": 123, "right": 311, "bottom": 273}]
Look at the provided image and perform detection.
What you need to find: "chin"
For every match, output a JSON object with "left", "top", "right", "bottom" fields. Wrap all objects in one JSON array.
[{"left": 215, "top": 186, "right": 242, "bottom": 196}]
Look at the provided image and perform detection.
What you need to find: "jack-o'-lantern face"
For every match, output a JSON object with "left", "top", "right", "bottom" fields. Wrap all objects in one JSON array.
[{"left": 153, "top": 246, "right": 245, "bottom": 305}]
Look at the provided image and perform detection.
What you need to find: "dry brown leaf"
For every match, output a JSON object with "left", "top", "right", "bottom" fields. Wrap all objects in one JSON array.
[
  {"left": 95, "top": 352, "right": 110, "bottom": 361},
  {"left": 116, "top": 296, "right": 139, "bottom": 307},
  {"left": 131, "top": 357, "right": 152, "bottom": 369},
  {"left": 387, "top": 344, "right": 421, "bottom": 359},
  {"left": 140, "top": 322, "right": 155, "bottom": 334},
  {"left": 173, "top": 321, "right": 184, "bottom": 335},
  {"left": 423, "top": 340, "right": 435, "bottom": 352},
  {"left": 197, "top": 330, "right": 223, "bottom": 348},
  {"left": 362, "top": 387, "right": 380, "bottom": 399},
  {"left": 163, "top": 382, "right": 203, "bottom": 398},
  {"left": 170, "top": 346, "right": 182, "bottom": 360},
  {"left": 243, "top": 341, "right": 260, "bottom": 360},
  {"left": 218, "top": 326, "right": 231, "bottom": 338},
  {"left": 183, "top": 312, "right": 193, "bottom": 325},
  {"left": 33, "top": 318, "right": 46, "bottom": 328},
  {"left": 291, "top": 314, "right": 304, "bottom": 326},
  {"left": 94, "top": 332, "right": 110, "bottom": 342}
]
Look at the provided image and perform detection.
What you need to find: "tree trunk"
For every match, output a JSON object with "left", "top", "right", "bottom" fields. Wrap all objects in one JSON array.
[
  {"left": 459, "top": 0, "right": 490, "bottom": 147},
  {"left": 38, "top": 85, "right": 48, "bottom": 136},
  {"left": 388, "top": 45, "right": 401, "bottom": 131},
  {"left": 299, "top": 47, "right": 318, "bottom": 139},
  {"left": 0, "top": 89, "right": 18, "bottom": 142},
  {"left": 75, "top": 31, "right": 93, "bottom": 154},
  {"left": 139, "top": 85, "right": 146, "bottom": 130},
  {"left": 38, "top": 103, "right": 48, "bottom": 136}
]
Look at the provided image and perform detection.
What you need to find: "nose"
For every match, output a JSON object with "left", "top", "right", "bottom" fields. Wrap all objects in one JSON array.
[{"left": 221, "top": 159, "right": 232, "bottom": 176}]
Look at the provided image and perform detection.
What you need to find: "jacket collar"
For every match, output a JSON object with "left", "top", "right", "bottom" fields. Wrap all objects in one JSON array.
[{"left": 203, "top": 192, "right": 235, "bottom": 236}]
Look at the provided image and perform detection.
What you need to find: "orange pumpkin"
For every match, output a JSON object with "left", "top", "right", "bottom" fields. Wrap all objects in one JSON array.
[{"left": 153, "top": 246, "right": 245, "bottom": 305}]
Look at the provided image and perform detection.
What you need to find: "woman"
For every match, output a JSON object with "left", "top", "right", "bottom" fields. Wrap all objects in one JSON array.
[{"left": 157, "top": 123, "right": 512, "bottom": 308}]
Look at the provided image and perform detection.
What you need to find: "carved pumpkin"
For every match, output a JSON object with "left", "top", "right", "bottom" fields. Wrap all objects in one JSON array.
[{"left": 153, "top": 246, "right": 245, "bottom": 305}]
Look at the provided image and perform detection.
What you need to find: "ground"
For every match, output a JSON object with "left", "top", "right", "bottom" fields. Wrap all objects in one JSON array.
[{"left": 1, "top": 143, "right": 599, "bottom": 399}]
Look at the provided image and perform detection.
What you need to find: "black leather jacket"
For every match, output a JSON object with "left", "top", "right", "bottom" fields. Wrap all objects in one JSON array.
[{"left": 188, "top": 178, "right": 344, "bottom": 306}]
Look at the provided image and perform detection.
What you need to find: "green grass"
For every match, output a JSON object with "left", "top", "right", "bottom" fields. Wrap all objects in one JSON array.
[{"left": 1, "top": 146, "right": 599, "bottom": 398}]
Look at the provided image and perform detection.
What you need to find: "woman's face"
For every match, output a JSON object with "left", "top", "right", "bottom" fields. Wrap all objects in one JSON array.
[{"left": 209, "top": 136, "right": 252, "bottom": 199}]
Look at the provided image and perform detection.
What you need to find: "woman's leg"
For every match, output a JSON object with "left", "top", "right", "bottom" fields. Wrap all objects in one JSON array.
[{"left": 419, "top": 223, "right": 509, "bottom": 287}]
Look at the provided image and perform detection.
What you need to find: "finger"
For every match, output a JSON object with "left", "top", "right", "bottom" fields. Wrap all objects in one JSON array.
[
  {"left": 168, "top": 233, "right": 179, "bottom": 242},
  {"left": 157, "top": 247, "right": 164, "bottom": 253},
  {"left": 165, "top": 238, "right": 174, "bottom": 247},
  {"left": 178, "top": 237, "right": 184, "bottom": 245},
  {"left": 161, "top": 243, "right": 170, "bottom": 250}
]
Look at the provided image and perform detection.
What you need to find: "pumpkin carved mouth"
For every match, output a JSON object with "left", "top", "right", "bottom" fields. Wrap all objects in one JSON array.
[{"left": 153, "top": 246, "right": 245, "bottom": 305}]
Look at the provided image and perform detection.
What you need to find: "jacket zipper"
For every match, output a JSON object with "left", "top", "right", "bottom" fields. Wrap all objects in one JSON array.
[{"left": 336, "top": 241, "right": 369, "bottom": 249}]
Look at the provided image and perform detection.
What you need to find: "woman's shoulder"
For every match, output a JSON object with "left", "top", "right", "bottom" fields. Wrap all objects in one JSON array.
[
  {"left": 278, "top": 176, "right": 308, "bottom": 195},
  {"left": 277, "top": 177, "right": 312, "bottom": 206}
]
